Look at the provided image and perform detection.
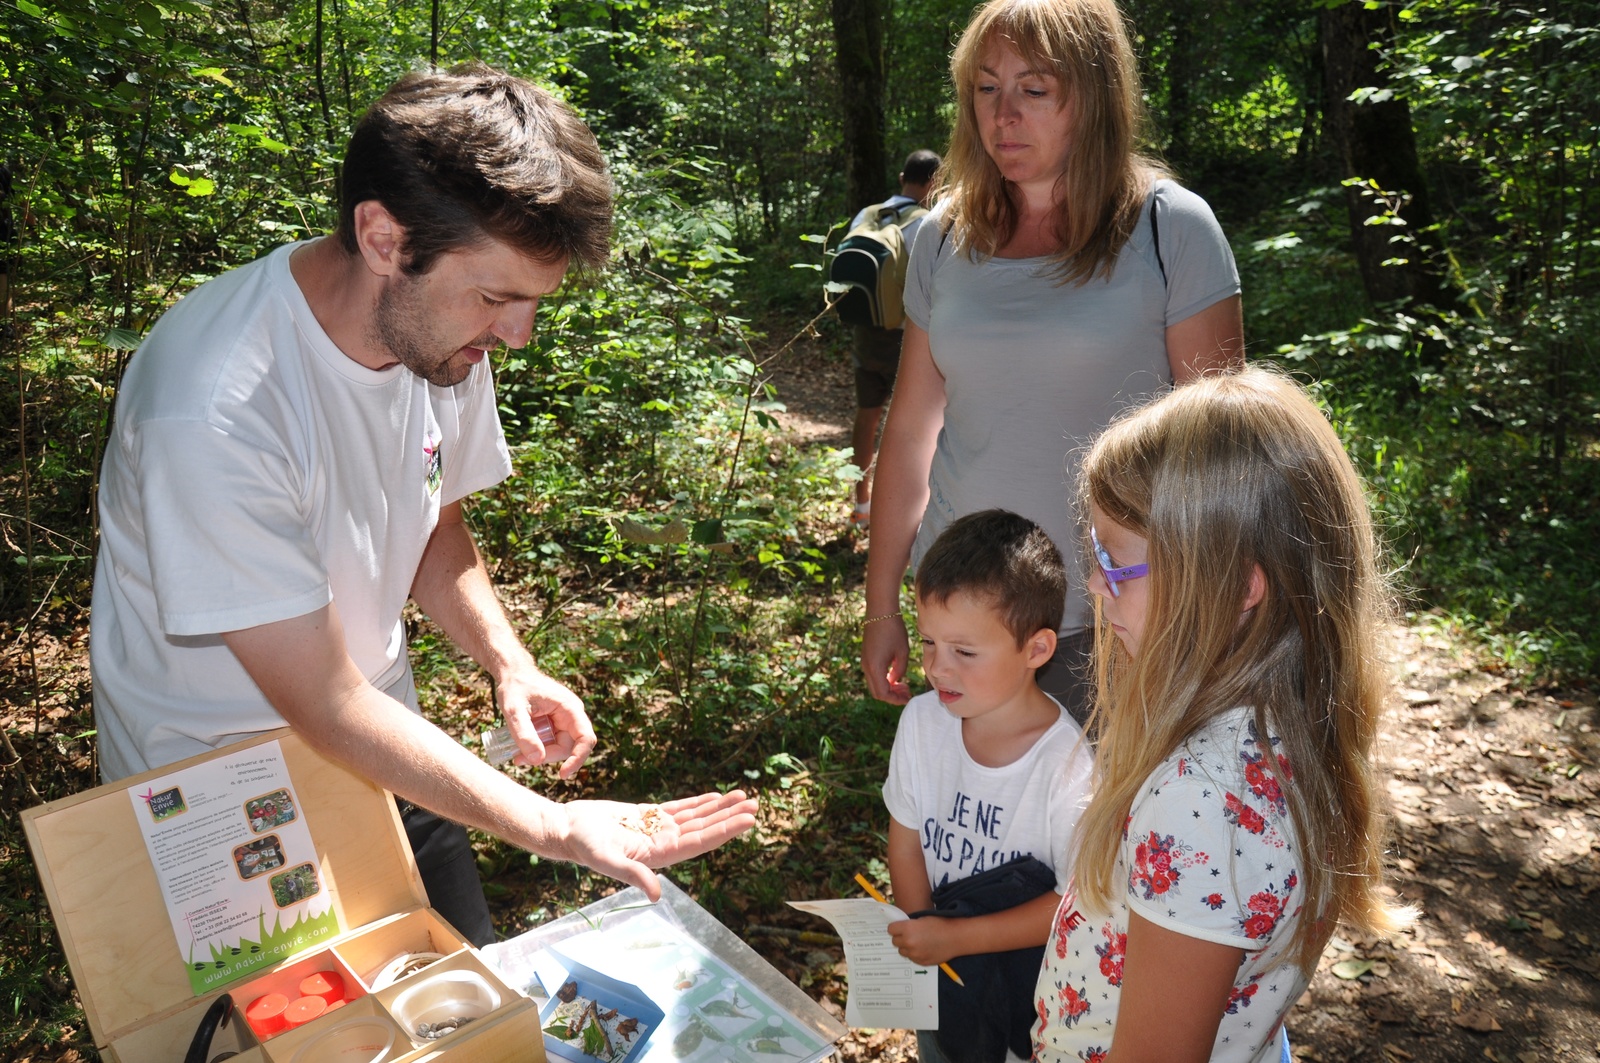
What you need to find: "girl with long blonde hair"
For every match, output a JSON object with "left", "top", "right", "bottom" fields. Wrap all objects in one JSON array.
[{"left": 1034, "top": 366, "right": 1411, "bottom": 1063}]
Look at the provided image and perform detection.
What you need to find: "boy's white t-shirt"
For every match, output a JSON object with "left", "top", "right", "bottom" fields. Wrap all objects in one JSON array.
[
  {"left": 91, "top": 242, "right": 513, "bottom": 780},
  {"left": 883, "top": 689, "right": 1094, "bottom": 892}
]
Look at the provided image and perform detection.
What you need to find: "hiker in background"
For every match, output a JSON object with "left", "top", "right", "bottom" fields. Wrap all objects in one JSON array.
[
  {"left": 861, "top": 0, "right": 1244, "bottom": 723},
  {"left": 835, "top": 149, "right": 941, "bottom": 530}
]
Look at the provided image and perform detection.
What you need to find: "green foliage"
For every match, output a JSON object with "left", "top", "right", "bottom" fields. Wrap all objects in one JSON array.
[
  {"left": 1225, "top": 0, "right": 1600, "bottom": 679},
  {"left": 1126, "top": 0, "right": 1321, "bottom": 169},
  {"left": 1235, "top": 187, "right": 1370, "bottom": 349},
  {"left": 1255, "top": 284, "right": 1599, "bottom": 679}
]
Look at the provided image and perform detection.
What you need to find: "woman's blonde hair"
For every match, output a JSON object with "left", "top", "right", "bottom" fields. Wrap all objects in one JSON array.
[
  {"left": 1074, "top": 367, "right": 1411, "bottom": 974},
  {"left": 941, "top": 0, "right": 1164, "bottom": 283}
]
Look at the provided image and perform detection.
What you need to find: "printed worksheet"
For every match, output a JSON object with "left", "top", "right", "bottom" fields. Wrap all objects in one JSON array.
[
  {"left": 127, "top": 739, "right": 338, "bottom": 994},
  {"left": 786, "top": 899, "right": 937, "bottom": 1029}
]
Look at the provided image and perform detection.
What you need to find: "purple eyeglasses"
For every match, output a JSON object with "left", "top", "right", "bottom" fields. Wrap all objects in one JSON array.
[{"left": 1091, "top": 527, "right": 1148, "bottom": 598}]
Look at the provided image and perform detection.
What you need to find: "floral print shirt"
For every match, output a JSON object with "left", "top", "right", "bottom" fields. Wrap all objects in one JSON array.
[{"left": 1033, "top": 709, "right": 1307, "bottom": 1063}]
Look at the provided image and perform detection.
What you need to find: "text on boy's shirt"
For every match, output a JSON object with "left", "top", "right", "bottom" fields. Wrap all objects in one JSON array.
[{"left": 922, "top": 789, "right": 1038, "bottom": 887}]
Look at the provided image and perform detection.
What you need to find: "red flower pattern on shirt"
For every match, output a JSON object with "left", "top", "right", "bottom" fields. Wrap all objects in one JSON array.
[
  {"left": 1051, "top": 891, "right": 1080, "bottom": 958},
  {"left": 1095, "top": 925, "right": 1127, "bottom": 986},
  {"left": 1240, "top": 871, "right": 1299, "bottom": 939},
  {"left": 1055, "top": 982, "right": 1091, "bottom": 1027},
  {"left": 1080, "top": 1050, "right": 1108, "bottom": 1063},
  {"left": 1242, "top": 720, "right": 1293, "bottom": 816},
  {"left": 1243, "top": 756, "right": 1280, "bottom": 803},
  {"left": 1204, "top": 892, "right": 1226, "bottom": 910},
  {"left": 1129, "top": 831, "right": 1207, "bottom": 899},
  {"left": 1225, "top": 976, "right": 1261, "bottom": 1015},
  {"left": 1223, "top": 792, "right": 1267, "bottom": 835}
]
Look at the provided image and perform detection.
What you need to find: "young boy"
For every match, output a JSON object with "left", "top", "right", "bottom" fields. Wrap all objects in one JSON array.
[{"left": 880, "top": 509, "right": 1093, "bottom": 1063}]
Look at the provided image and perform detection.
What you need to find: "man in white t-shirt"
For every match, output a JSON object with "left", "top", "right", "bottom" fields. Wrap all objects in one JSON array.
[{"left": 90, "top": 64, "right": 756, "bottom": 945}]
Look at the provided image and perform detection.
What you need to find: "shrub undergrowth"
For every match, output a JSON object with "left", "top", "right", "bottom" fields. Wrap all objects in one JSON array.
[{"left": 1236, "top": 188, "right": 1599, "bottom": 681}]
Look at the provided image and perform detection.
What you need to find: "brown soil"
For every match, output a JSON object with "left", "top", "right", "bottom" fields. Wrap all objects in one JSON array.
[{"left": 758, "top": 335, "right": 1600, "bottom": 1063}]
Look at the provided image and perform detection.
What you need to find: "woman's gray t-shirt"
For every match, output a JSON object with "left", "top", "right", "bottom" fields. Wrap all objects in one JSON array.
[{"left": 902, "top": 179, "right": 1239, "bottom": 636}]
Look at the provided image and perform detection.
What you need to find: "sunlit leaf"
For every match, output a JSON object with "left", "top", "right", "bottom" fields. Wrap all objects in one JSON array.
[
  {"left": 1331, "top": 959, "right": 1375, "bottom": 980},
  {"left": 169, "top": 171, "right": 216, "bottom": 197}
]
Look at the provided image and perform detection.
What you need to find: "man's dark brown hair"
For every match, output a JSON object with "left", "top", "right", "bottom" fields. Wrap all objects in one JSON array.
[{"left": 337, "top": 63, "right": 612, "bottom": 274}]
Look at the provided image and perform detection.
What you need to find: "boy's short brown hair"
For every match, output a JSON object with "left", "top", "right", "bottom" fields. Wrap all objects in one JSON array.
[{"left": 915, "top": 509, "right": 1065, "bottom": 646}]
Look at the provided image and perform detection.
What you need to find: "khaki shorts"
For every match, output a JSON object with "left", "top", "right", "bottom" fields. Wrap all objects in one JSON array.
[{"left": 851, "top": 324, "right": 903, "bottom": 408}]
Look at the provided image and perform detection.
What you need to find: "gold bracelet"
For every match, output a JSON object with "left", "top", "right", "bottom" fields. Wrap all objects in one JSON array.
[{"left": 862, "top": 612, "right": 904, "bottom": 628}]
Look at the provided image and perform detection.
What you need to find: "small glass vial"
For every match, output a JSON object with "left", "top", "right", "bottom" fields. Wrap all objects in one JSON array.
[{"left": 481, "top": 719, "right": 557, "bottom": 766}]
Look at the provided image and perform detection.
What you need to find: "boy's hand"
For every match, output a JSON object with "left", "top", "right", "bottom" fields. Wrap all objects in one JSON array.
[{"left": 887, "top": 915, "right": 959, "bottom": 966}]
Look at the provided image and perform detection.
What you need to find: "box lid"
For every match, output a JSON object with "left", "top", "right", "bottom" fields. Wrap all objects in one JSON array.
[{"left": 22, "top": 728, "right": 428, "bottom": 1047}]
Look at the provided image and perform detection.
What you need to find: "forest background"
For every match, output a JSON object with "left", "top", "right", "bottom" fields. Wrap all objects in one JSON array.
[{"left": 0, "top": 0, "right": 1596, "bottom": 1059}]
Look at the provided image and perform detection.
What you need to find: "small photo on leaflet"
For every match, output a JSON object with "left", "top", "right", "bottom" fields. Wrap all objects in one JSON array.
[
  {"left": 268, "top": 861, "right": 320, "bottom": 908},
  {"left": 244, "top": 788, "right": 298, "bottom": 833},
  {"left": 233, "top": 834, "right": 286, "bottom": 880},
  {"left": 539, "top": 954, "right": 664, "bottom": 1063}
]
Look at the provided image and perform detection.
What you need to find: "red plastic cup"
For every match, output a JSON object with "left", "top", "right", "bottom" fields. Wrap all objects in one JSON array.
[
  {"left": 300, "top": 970, "right": 345, "bottom": 1005},
  {"left": 246, "top": 992, "right": 290, "bottom": 1037},
  {"left": 283, "top": 995, "right": 328, "bottom": 1028}
]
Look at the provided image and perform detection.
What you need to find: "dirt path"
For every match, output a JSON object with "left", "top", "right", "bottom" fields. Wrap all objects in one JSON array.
[
  {"left": 761, "top": 337, "right": 1600, "bottom": 1063},
  {"left": 765, "top": 335, "right": 855, "bottom": 450}
]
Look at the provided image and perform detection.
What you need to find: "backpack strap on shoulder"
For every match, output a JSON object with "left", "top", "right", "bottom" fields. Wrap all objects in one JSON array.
[{"left": 1151, "top": 182, "right": 1167, "bottom": 287}]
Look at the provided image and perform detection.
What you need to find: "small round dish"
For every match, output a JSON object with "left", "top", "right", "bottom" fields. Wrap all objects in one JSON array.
[
  {"left": 389, "top": 969, "right": 502, "bottom": 1044},
  {"left": 288, "top": 1015, "right": 397, "bottom": 1063}
]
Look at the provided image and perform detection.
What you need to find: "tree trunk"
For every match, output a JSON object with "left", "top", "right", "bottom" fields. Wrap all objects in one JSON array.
[
  {"left": 1165, "top": 0, "right": 1194, "bottom": 168},
  {"left": 831, "top": 0, "right": 888, "bottom": 214},
  {"left": 1320, "top": 0, "right": 1450, "bottom": 311}
]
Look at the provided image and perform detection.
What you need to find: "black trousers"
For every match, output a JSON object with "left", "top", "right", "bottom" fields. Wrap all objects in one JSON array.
[{"left": 397, "top": 799, "right": 497, "bottom": 947}]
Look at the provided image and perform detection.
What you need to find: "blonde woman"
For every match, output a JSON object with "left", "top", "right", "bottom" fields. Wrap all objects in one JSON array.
[{"left": 862, "top": 0, "right": 1243, "bottom": 717}]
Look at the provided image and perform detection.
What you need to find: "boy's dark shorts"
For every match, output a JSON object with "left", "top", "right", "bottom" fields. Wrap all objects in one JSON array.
[{"left": 852, "top": 324, "right": 904, "bottom": 409}]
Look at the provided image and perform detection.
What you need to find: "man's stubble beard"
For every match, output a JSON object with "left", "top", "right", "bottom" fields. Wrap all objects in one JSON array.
[{"left": 370, "top": 273, "right": 486, "bottom": 388}]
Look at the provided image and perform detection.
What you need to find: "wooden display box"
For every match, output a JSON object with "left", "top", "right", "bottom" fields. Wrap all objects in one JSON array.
[{"left": 22, "top": 729, "right": 546, "bottom": 1063}]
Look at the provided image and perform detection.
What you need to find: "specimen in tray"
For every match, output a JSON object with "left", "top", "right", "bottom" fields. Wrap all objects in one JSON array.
[{"left": 544, "top": 981, "right": 652, "bottom": 1063}]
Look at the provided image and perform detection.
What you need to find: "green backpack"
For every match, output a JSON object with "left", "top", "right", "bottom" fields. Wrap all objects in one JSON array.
[{"left": 826, "top": 199, "right": 928, "bottom": 330}]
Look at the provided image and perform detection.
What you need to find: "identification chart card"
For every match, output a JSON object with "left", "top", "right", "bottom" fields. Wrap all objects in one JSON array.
[
  {"left": 127, "top": 739, "right": 340, "bottom": 994},
  {"left": 489, "top": 879, "right": 843, "bottom": 1063},
  {"left": 786, "top": 899, "right": 937, "bottom": 1029}
]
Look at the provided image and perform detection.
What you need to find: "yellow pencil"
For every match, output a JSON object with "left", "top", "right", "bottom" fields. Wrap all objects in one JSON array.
[{"left": 853, "top": 872, "right": 965, "bottom": 986}]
